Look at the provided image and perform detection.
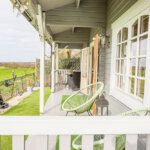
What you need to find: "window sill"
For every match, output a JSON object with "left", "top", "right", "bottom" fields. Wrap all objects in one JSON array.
[{"left": 109, "top": 87, "right": 145, "bottom": 109}]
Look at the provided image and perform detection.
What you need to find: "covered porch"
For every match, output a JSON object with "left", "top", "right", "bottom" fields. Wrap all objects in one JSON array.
[
  {"left": 11, "top": 0, "right": 137, "bottom": 115},
  {"left": 5, "top": 0, "right": 150, "bottom": 150}
]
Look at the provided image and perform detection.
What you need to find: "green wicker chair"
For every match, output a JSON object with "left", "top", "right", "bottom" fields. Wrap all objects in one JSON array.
[
  {"left": 62, "top": 82, "right": 104, "bottom": 116},
  {"left": 72, "top": 108, "right": 150, "bottom": 150}
]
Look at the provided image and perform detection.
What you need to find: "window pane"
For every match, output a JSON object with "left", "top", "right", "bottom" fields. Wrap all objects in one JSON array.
[
  {"left": 121, "top": 60, "right": 126, "bottom": 74},
  {"left": 131, "top": 39, "right": 137, "bottom": 57},
  {"left": 136, "top": 79, "right": 145, "bottom": 99},
  {"left": 129, "top": 77, "right": 135, "bottom": 94},
  {"left": 117, "top": 30, "right": 121, "bottom": 43},
  {"left": 122, "top": 28, "right": 128, "bottom": 41},
  {"left": 139, "top": 35, "right": 148, "bottom": 55},
  {"left": 120, "top": 76, "right": 125, "bottom": 89},
  {"left": 138, "top": 58, "right": 146, "bottom": 77},
  {"left": 140, "top": 15, "right": 149, "bottom": 34},
  {"left": 116, "top": 75, "right": 120, "bottom": 87},
  {"left": 116, "top": 60, "right": 120, "bottom": 73},
  {"left": 116, "top": 45, "right": 121, "bottom": 58},
  {"left": 121, "top": 43, "right": 127, "bottom": 58},
  {"left": 132, "top": 20, "right": 138, "bottom": 37},
  {"left": 130, "top": 59, "right": 136, "bottom": 76}
]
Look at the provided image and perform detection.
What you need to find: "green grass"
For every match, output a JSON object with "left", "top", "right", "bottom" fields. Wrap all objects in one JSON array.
[
  {"left": 0, "top": 87, "right": 51, "bottom": 150},
  {"left": 3, "top": 87, "right": 50, "bottom": 116},
  {"left": 0, "top": 67, "right": 34, "bottom": 81}
]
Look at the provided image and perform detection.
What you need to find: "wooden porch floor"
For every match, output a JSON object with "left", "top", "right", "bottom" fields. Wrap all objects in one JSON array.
[{"left": 43, "top": 87, "right": 130, "bottom": 116}]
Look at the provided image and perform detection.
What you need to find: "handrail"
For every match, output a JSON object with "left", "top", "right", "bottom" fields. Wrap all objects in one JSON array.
[{"left": 0, "top": 116, "right": 150, "bottom": 135}]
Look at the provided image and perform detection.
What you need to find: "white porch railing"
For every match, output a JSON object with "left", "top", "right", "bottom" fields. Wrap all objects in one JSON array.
[
  {"left": 0, "top": 116, "right": 150, "bottom": 150},
  {"left": 55, "top": 69, "right": 70, "bottom": 85}
]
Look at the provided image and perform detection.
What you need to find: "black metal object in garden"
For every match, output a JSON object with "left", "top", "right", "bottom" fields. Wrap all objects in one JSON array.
[{"left": 0, "top": 94, "right": 9, "bottom": 109}]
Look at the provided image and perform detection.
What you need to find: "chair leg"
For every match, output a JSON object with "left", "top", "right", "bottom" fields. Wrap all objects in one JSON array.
[
  {"left": 66, "top": 112, "right": 69, "bottom": 116},
  {"left": 87, "top": 110, "right": 93, "bottom": 116},
  {"left": 87, "top": 111, "right": 91, "bottom": 116},
  {"left": 89, "top": 110, "right": 93, "bottom": 116}
]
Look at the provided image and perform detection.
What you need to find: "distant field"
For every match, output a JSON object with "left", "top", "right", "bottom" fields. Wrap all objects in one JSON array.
[{"left": 0, "top": 67, "right": 34, "bottom": 81}]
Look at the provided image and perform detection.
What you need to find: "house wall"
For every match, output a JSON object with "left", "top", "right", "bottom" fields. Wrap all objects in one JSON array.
[
  {"left": 104, "top": 0, "right": 148, "bottom": 109},
  {"left": 88, "top": 0, "right": 138, "bottom": 110},
  {"left": 104, "top": 0, "right": 138, "bottom": 95}
]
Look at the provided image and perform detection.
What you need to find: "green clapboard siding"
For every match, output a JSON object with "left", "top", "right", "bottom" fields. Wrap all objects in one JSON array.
[{"left": 106, "top": 0, "right": 137, "bottom": 29}]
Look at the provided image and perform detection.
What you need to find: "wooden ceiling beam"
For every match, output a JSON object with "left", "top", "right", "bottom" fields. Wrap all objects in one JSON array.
[
  {"left": 53, "top": 28, "right": 90, "bottom": 44},
  {"left": 76, "top": 0, "right": 81, "bottom": 8}
]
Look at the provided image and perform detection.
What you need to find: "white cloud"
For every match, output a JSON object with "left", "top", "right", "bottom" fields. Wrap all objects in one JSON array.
[{"left": 0, "top": 0, "right": 41, "bottom": 62}]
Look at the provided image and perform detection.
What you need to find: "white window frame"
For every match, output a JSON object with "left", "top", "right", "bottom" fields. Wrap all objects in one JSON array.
[{"left": 110, "top": 0, "right": 150, "bottom": 109}]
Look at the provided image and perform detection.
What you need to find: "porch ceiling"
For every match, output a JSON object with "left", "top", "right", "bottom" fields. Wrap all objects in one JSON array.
[{"left": 13, "top": 0, "right": 107, "bottom": 49}]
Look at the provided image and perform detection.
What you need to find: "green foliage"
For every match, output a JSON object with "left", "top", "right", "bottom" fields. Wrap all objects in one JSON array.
[{"left": 59, "top": 58, "right": 80, "bottom": 70}]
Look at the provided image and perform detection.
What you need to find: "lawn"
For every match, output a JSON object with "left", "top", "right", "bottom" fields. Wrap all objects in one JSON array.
[
  {"left": 0, "top": 67, "right": 34, "bottom": 81},
  {"left": 0, "top": 87, "right": 51, "bottom": 150}
]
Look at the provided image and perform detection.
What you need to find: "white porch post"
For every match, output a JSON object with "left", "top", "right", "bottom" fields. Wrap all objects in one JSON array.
[
  {"left": 39, "top": 37, "right": 45, "bottom": 113},
  {"left": 37, "top": 4, "right": 46, "bottom": 113},
  {"left": 55, "top": 44, "right": 59, "bottom": 83},
  {"left": 51, "top": 42, "right": 55, "bottom": 93}
]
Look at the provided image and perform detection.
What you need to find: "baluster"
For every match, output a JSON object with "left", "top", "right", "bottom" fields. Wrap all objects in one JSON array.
[
  {"left": 82, "top": 135, "right": 93, "bottom": 150},
  {"left": 59, "top": 135, "right": 71, "bottom": 150},
  {"left": 146, "top": 134, "right": 150, "bottom": 150},
  {"left": 125, "top": 134, "right": 138, "bottom": 150},
  {"left": 104, "top": 135, "right": 116, "bottom": 150},
  {"left": 12, "top": 135, "right": 24, "bottom": 150}
]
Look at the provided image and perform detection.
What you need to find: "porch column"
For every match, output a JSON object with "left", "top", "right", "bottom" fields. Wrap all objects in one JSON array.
[
  {"left": 39, "top": 37, "right": 45, "bottom": 113},
  {"left": 55, "top": 44, "right": 59, "bottom": 83},
  {"left": 51, "top": 42, "right": 55, "bottom": 93},
  {"left": 37, "top": 4, "right": 46, "bottom": 113}
]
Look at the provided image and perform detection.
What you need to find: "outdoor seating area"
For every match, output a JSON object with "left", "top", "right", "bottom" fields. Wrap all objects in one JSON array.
[{"left": 0, "top": 0, "right": 150, "bottom": 150}]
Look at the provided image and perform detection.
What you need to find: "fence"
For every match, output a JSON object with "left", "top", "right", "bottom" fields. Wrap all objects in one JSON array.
[
  {"left": 0, "top": 116, "right": 150, "bottom": 150},
  {"left": 0, "top": 73, "right": 35, "bottom": 101},
  {"left": 55, "top": 69, "right": 70, "bottom": 85}
]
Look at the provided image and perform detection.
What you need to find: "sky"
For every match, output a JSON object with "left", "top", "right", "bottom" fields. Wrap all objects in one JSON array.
[{"left": 0, "top": 0, "right": 42, "bottom": 62}]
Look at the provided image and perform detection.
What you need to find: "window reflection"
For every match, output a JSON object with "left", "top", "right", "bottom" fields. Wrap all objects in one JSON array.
[
  {"left": 138, "top": 58, "right": 146, "bottom": 77},
  {"left": 132, "top": 20, "right": 138, "bottom": 37},
  {"left": 131, "top": 39, "right": 137, "bottom": 57},
  {"left": 130, "top": 59, "right": 136, "bottom": 76},
  {"left": 139, "top": 35, "right": 148, "bottom": 55},
  {"left": 129, "top": 77, "right": 135, "bottom": 94},
  {"left": 136, "top": 79, "right": 145, "bottom": 99},
  {"left": 140, "top": 15, "right": 149, "bottom": 34}
]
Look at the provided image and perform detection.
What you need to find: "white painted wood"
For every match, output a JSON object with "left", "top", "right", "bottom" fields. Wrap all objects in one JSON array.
[
  {"left": 12, "top": 135, "right": 24, "bottom": 150},
  {"left": 51, "top": 42, "right": 55, "bottom": 93},
  {"left": 26, "top": 135, "right": 48, "bottom": 150},
  {"left": 35, "top": 136, "right": 48, "bottom": 150},
  {"left": 146, "top": 135, "right": 150, "bottom": 150},
  {"left": 55, "top": 44, "right": 59, "bottom": 84},
  {"left": 0, "top": 117, "right": 150, "bottom": 135},
  {"left": 104, "top": 135, "right": 116, "bottom": 150},
  {"left": 39, "top": 39, "right": 45, "bottom": 114},
  {"left": 59, "top": 135, "right": 71, "bottom": 150},
  {"left": 47, "top": 135, "right": 57, "bottom": 150},
  {"left": 82, "top": 135, "right": 93, "bottom": 150},
  {"left": 37, "top": 4, "right": 46, "bottom": 114},
  {"left": 125, "top": 134, "right": 138, "bottom": 150}
]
